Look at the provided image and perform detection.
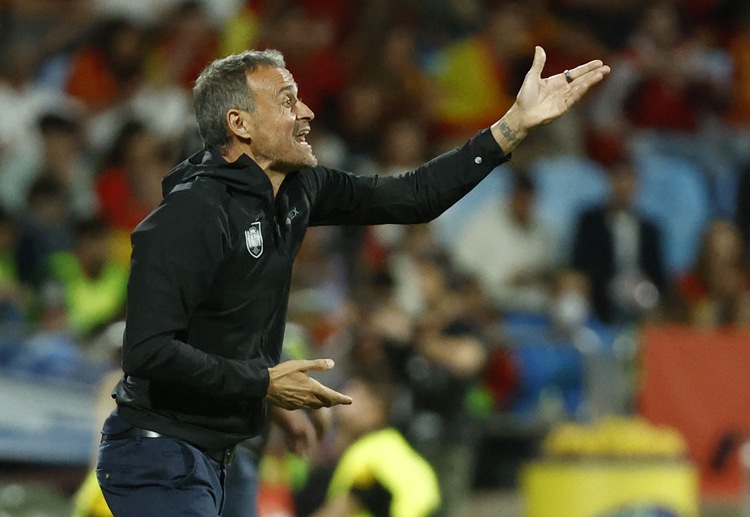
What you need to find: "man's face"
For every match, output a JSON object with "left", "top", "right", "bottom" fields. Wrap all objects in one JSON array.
[
  {"left": 609, "top": 162, "right": 637, "bottom": 210},
  {"left": 244, "top": 66, "right": 317, "bottom": 172}
]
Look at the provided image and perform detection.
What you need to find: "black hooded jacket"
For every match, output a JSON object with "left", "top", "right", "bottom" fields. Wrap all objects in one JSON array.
[{"left": 113, "top": 128, "right": 508, "bottom": 450}]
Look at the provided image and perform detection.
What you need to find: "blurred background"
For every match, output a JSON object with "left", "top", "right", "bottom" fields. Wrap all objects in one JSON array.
[{"left": 0, "top": 0, "right": 749, "bottom": 515}]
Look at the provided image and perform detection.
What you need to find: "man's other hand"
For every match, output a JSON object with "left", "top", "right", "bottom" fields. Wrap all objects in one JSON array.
[{"left": 265, "top": 359, "right": 352, "bottom": 410}]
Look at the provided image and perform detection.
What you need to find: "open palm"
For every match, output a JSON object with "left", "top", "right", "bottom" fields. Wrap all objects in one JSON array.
[{"left": 516, "top": 46, "right": 610, "bottom": 128}]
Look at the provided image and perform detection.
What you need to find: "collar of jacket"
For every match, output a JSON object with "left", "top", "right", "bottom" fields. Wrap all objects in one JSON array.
[{"left": 162, "top": 146, "right": 276, "bottom": 198}]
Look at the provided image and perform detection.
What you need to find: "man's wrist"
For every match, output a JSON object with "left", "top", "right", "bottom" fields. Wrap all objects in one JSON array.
[{"left": 490, "top": 104, "right": 529, "bottom": 154}]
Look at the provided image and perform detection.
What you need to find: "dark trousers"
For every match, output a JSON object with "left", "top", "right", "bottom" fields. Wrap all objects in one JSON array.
[
  {"left": 96, "top": 411, "right": 225, "bottom": 517},
  {"left": 221, "top": 446, "right": 259, "bottom": 517}
]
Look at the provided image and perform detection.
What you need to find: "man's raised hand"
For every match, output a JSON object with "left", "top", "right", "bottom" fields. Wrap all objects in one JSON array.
[
  {"left": 491, "top": 46, "right": 610, "bottom": 152},
  {"left": 265, "top": 359, "right": 352, "bottom": 410}
]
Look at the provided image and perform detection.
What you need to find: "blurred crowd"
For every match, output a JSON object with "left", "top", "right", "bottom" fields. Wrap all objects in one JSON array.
[{"left": 2, "top": 0, "right": 750, "bottom": 512}]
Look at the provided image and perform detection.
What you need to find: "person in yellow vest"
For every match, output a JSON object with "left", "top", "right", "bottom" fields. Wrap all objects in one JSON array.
[
  {"left": 306, "top": 376, "right": 440, "bottom": 517},
  {"left": 43, "top": 218, "right": 128, "bottom": 339}
]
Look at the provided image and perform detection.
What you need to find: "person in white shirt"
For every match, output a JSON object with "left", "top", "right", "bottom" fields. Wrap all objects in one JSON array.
[{"left": 453, "top": 172, "right": 557, "bottom": 313}]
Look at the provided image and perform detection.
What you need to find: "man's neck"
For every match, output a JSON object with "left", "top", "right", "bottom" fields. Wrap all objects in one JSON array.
[{"left": 220, "top": 141, "right": 285, "bottom": 196}]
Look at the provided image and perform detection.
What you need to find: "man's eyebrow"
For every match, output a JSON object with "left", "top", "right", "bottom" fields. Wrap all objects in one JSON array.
[{"left": 278, "top": 83, "right": 299, "bottom": 96}]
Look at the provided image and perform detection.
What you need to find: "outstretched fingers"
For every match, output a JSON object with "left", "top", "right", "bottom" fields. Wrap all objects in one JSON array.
[
  {"left": 294, "top": 358, "right": 353, "bottom": 405},
  {"left": 563, "top": 60, "right": 608, "bottom": 84},
  {"left": 565, "top": 66, "right": 610, "bottom": 104},
  {"left": 313, "top": 380, "right": 353, "bottom": 407},
  {"left": 290, "top": 358, "right": 336, "bottom": 373}
]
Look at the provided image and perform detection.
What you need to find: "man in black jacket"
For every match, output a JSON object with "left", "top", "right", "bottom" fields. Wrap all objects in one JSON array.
[
  {"left": 571, "top": 157, "right": 667, "bottom": 323},
  {"left": 96, "top": 48, "right": 609, "bottom": 516}
]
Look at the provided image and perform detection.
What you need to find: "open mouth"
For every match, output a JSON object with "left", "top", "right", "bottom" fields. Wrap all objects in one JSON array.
[{"left": 295, "top": 128, "right": 311, "bottom": 148}]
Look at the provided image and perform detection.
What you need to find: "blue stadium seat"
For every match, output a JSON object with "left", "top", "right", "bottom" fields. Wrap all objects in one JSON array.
[
  {"left": 632, "top": 152, "right": 711, "bottom": 276},
  {"left": 529, "top": 156, "right": 609, "bottom": 258},
  {"left": 433, "top": 165, "right": 512, "bottom": 251}
]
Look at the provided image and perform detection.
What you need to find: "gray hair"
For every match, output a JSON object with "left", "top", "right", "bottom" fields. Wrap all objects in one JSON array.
[{"left": 193, "top": 49, "right": 286, "bottom": 149}]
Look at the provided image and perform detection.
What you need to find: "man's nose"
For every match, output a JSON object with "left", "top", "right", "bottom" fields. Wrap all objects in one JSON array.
[{"left": 297, "top": 100, "right": 315, "bottom": 121}]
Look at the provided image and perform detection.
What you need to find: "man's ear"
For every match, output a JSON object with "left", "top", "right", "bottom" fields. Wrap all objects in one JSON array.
[{"left": 226, "top": 109, "right": 252, "bottom": 141}]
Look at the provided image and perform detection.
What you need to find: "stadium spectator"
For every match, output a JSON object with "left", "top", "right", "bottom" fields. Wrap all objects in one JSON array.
[
  {"left": 352, "top": 25, "right": 436, "bottom": 123},
  {"left": 453, "top": 171, "right": 558, "bottom": 313},
  {"left": 588, "top": 1, "right": 736, "bottom": 212},
  {"left": 94, "top": 120, "right": 171, "bottom": 235},
  {"left": 65, "top": 18, "right": 146, "bottom": 113},
  {"left": 0, "top": 111, "right": 95, "bottom": 217},
  {"left": 571, "top": 156, "right": 667, "bottom": 324},
  {"left": 384, "top": 247, "right": 492, "bottom": 516},
  {"left": 147, "top": 1, "right": 219, "bottom": 90},
  {"left": 296, "top": 376, "right": 441, "bottom": 517},
  {"left": 430, "top": 2, "right": 532, "bottom": 142},
  {"left": 673, "top": 219, "right": 750, "bottom": 327},
  {"left": 261, "top": 5, "right": 349, "bottom": 124},
  {"left": 40, "top": 218, "right": 128, "bottom": 339},
  {"left": 15, "top": 177, "right": 75, "bottom": 285}
]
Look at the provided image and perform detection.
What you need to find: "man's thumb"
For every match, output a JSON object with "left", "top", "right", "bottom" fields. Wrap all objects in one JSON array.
[{"left": 529, "top": 46, "right": 546, "bottom": 78}]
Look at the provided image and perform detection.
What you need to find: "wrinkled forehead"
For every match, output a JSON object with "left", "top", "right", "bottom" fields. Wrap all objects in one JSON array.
[{"left": 246, "top": 65, "right": 297, "bottom": 96}]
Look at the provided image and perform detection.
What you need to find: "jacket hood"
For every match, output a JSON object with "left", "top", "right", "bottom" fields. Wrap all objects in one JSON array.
[{"left": 162, "top": 147, "right": 273, "bottom": 198}]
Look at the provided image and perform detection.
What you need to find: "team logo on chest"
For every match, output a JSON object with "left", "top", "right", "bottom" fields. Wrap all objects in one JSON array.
[{"left": 244, "top": 221, "right": 264, "bottom": 258}]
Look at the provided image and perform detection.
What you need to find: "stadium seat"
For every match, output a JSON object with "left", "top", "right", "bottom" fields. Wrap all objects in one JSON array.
[
  {"left": 434, "top": 165, "right": 512, "bottom": 251},
  {"left": 632, "top": 152, "right": 711, "bottom": 276},
  {"left": 529, "top": 156, "right": 609, "bottom": 258}
]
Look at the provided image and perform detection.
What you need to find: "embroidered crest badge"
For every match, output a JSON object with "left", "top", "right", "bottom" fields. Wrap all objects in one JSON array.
[{"left": 245, "top": 221, "right": 263, "bottom": 258}]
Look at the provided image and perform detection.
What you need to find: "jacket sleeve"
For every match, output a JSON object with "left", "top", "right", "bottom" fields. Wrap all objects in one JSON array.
[
  {"left": 121, "top": 184, "right": 269, "bottom": 400},
  {"left": 306, "top": 128, "right": 509, "bottom": 226}
]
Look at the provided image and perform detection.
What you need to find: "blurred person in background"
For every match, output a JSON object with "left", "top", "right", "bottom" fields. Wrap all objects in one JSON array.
[
  {"left": 15, "top": 176, "right": 75, "bottom": 285},
  {"left": 95, "top": 44, "right": 608, "bottom": 516},
  {"left": 0, "top": 110, "right": 95, "bottom": 217},
  {"left": 351, "top": 223, "right": 498, "bottom": 516},
  {"left": 453, "top": 171, "right": 558, "bottom": 314},
  {"left": 673, "top": 219, "right": 750, "bottom": 327},
  {"left": 516, "top": 0, "right": 611, "bottom": 156},
  {"left": 588, "top": 1, "right": 735, "bottom": 211},
  {"left": 336, "top": 81, "right": 389, "bottom": 160},
  {"left": 65, "top": 18, "right": 147, "bottom": 113},
  {"left": 589, "top": 1, "right": 729, "bottom": 140},
  {"left": 430, "top": 1, "right": 532, "bottom": 142},
  {"left": 550, "top": 0, "right": 649, "bottom": 50},
  {"left": 571, "top": 156, "right": 667, "bottom": 325},
  {"left": 261, "top": 5, "right": 349, "bottom": 126},
  {"left": 353, "top": 118, "right": 433, "bottom": 282},
  {"left": 349, "top": 25, "right": 436, "bottom": 124},
  {"left": 0, "top": 42, "right": 82, "bottom": 202},
  {"left": 147, "top": 1, "right": 219, "bottom": 90},
  {"left": 3, "top": 0, "right": 93, "bottom": 65},
  {"left": 385, "top": 249, "right": 492, "bottom": 517},
  {"left": 94, "top": 119, "right": 173, "bottom": 265},
  {"left": 41, "top": 217, "right": 128, "bottom": 340},
  {"left": 296, "top": 376, "right": 441, "bottom": 517},
  {"left": 0, "top": 208, "right": 26, "bottom": 338},
  {"left": 415, "top": 0, "right": 484, "bottom": 43}
]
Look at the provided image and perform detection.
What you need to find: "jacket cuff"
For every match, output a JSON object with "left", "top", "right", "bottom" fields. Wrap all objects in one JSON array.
[{"left": 474, "top": 127, "right": 511, "bottom": 164}]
